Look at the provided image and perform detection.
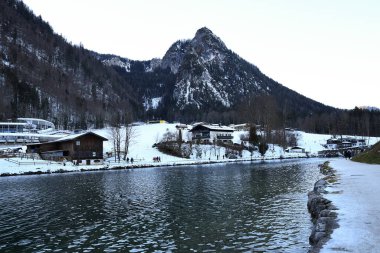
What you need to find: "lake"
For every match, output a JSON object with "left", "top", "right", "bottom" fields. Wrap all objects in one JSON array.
[{"left": 0, "top": 159, "right": 323, "bottom": 252}]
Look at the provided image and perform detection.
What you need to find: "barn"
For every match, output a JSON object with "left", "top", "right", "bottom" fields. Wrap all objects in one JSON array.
[{"left": 27, "top": 132, "right": 108, "bottom": 165}]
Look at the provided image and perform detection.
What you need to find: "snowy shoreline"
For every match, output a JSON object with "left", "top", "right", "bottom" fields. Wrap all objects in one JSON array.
[
  {"left": 318, "top": 160, "right": 380, "bottom": 253},
  {"left": 0, "top": 155, "right": 310, "bottom": 177},
  {"left": 2, "top": 123, "right": 379, "bottom": 177}
]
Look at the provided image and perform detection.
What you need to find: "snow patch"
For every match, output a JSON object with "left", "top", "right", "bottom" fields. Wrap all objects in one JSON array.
[
  {"left": 143, "top": 97, "right": 162, "bottom": 111},
  {"left": 103, "top": 57, "right": 130, "bottom": 72}
]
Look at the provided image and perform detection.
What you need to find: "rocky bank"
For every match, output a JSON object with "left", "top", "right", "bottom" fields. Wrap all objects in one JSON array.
[{"left": 307, "top": 162, "right": 339, "bottom": 253}]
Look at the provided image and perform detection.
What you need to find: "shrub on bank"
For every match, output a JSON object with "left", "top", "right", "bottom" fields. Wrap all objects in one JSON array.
[{"left": 352, "top": 141, "right": 380, "bottom": 164}]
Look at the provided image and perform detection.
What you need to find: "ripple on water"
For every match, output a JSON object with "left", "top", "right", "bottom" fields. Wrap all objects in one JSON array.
[{"left": 0, "top": 160, "right": 323, "bottom": 252}]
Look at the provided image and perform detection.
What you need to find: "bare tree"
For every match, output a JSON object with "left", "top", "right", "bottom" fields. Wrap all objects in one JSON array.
[
  {"left": 109, "top": 114, "right": 122, "bottom": 162},
  {"left": 162, "top": 129, "right": 177, "bottom": 142},
  {"left": 195, "top": 143, "right": 202, "bottom": 159},
  {"left": 123, "top": 124, "right": 136, "bottom": 161},
  {"left": 287, "top": 132, "right": 298, "bottom": 147},
  {"left": 123, "top": 112, "right": 136, "bottom": 160},
  {"left": 177, "top": 128, "right": 183, "bottom": 154},
  {"left": 110, "top": 126, "right": 121, "bottom": 162}
]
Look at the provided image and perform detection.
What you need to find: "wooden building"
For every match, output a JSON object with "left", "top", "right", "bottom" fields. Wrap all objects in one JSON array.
[{"left": 27, "top": 132, "right": 108, "bottom": 165}]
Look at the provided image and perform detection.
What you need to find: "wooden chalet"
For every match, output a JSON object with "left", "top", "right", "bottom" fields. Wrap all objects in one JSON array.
[{"left": 27, "top": 132, "right": 108, "bottom": 165}]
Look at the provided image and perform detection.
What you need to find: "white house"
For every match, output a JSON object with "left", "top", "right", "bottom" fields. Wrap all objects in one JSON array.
[
  {"left": 325, "top": 137, "right": 367, "bottom": 150},
  {"left": 285, "top": 146, "right": 305, "bottom": 153},
  {"left": 189, "top": 124, "right": 234, "bottom": 144}
]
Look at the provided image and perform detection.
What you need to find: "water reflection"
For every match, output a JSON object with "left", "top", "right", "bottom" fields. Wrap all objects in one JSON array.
[{"left": 0, "top": 159, "right": 323, "bottom": 252}]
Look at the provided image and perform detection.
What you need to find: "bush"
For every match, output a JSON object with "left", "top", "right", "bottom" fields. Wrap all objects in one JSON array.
[{"left": 156, "top": 141, "right": 190, "bottom": 158}]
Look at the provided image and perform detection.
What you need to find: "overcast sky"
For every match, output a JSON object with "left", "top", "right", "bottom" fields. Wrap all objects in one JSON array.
[{"left": 22, "top": 0, "right": 380, "bottom": 109}]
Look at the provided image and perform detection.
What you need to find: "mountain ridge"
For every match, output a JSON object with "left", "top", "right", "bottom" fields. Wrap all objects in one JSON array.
[
  {"left": 99, "top": 27, "right": 334, "bottom": 122},
  {"left": 3, "top": 0, "right": 380, "bottom": 137}
]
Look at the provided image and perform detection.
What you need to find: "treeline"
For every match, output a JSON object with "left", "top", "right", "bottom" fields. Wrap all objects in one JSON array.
[
  {"left": 298, "top": 107, "right": 380, "bottom": 137},
  {"left": 237, "top": 95, "right": 380, "bottom": 137},
  {"left": 165, "top": 94, "right": 380, "bottom": 137}
]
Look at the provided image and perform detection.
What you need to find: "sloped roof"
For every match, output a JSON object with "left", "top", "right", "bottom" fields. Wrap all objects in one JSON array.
[
  {"left": 289, "top": 146, "right": 304, "bottom": 150},
  {"left": 27, "top": 131, "right": 108, "bottom": 146},
  {"left": 55, "top": 131, "right": 107, "bottom": 142},
  {"left": 190, "top": 124, "right": 234, "bottom": 132}
]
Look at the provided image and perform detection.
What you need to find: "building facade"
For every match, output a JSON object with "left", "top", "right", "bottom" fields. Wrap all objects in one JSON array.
[
  {"left": 190, "top": 124, "right": 234, "bottom": 144},
  {"left": 0, "top": 118, "right": 55, "bottom": 133},
  {"left": 325, "top": 138, "right": 367, "bottom": 150},
  {"left": 27, "top": 132, "right": 108, "bottom": 165},
  {"left": 0, "top": 122, "right": 27, "bottom": 133}
]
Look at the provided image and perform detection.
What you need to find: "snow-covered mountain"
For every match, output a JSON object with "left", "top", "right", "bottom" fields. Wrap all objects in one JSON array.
[
  {"left": 99, "top": 27, "right": 333, "bottom": 121},
  {"left": 3, "top": 0, "right": 380, "bottom": 136},
  {"left": 169, "top": 27, "right": 265, "bottom": 109}
]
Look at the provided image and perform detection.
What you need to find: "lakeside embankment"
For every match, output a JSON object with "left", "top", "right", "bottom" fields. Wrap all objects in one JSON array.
[
  {"left": 307, "top": 161, "right": 338, "bottom": 253},
  {"left": 0, "top": 155, "right": 310, "bottom": 177},
  {"left": 308, "top": 159, "right": 380, "bottom": 253}
]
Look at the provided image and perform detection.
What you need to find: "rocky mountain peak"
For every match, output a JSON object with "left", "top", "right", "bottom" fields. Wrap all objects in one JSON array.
[
  {"left": 192, "top": 27, "right": 228, "bottom": 54},
  {"left": 195, "top": 27, "right": 213, "bottom": 36}
]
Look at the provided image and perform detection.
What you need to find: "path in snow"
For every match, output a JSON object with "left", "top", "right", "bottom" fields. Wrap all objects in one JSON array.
[{"left": 321, "top": 159, "right": 380, "bottom": 253}]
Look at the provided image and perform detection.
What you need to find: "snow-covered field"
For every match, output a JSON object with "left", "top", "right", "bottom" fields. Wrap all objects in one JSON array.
[
  {"left": 321, "top": 159, "right": 380, "bottom": 253},
  {"left": 0, "top": 123, "right": 379, "bottom": 176}
]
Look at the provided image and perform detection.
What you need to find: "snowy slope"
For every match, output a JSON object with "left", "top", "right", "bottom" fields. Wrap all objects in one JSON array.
[
  {"left": 1, "top": 123, "right": 379, "bottom": 175},
  {"left": 94, "top": 123, "right": 186, "bottom": 163}
]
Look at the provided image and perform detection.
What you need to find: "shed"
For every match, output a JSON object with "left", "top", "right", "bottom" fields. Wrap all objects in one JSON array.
[{"left": 27, "top": 132, "right": 108, "bottom": 165}]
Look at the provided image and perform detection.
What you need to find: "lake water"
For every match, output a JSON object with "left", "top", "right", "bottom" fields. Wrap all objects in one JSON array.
[{"left": 0, "top": 159, "right": 323, "bottom": 252}]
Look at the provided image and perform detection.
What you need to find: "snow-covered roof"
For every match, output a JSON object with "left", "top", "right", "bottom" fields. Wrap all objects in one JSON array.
[
  {"left": 17, "top": 118, "right": 53, "bottom": 124},
  {"left": 27, "top": 131, "right": 107, "bottom": 146},
  {"left": 55, "top": 131, "right": 107, "bottom": 142},
  {"left": 190, "top": 124, "right": 234, "bottom": 132},
  {"left": 289, "top": 146, "right": 304, "bottom": 150},
  {"left": 0, "top": 122, "right": 27, "bottom": 126}
]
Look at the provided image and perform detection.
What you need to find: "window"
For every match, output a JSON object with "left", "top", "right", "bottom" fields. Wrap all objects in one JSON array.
[{"left": 76, "top": 140, "right": 80, "bottom": 146}]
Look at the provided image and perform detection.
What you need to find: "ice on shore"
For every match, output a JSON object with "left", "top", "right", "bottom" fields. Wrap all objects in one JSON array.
[{"left": 320, "top": 159, "right": 380, "bottom": 253}]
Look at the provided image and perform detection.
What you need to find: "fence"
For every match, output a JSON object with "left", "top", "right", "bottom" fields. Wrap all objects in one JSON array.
[
  {"left": 5, "top": 158, "right": 52, "bottom": 166},
  {"left": 106, "top": 158, "right": 145, "bottom": 165}
]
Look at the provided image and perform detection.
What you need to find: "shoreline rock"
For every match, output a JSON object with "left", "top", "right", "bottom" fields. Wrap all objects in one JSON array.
[{"left": 307, "top": 161, "right": 339, "bottom": 253}]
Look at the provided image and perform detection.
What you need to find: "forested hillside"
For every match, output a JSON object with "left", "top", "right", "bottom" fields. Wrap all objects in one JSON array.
[
  {"left": 1, "top": 0, "right": 379, "bottom": 137},
  {"left": 0, "top": 0, "right": 141, "bottom": 129}
]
